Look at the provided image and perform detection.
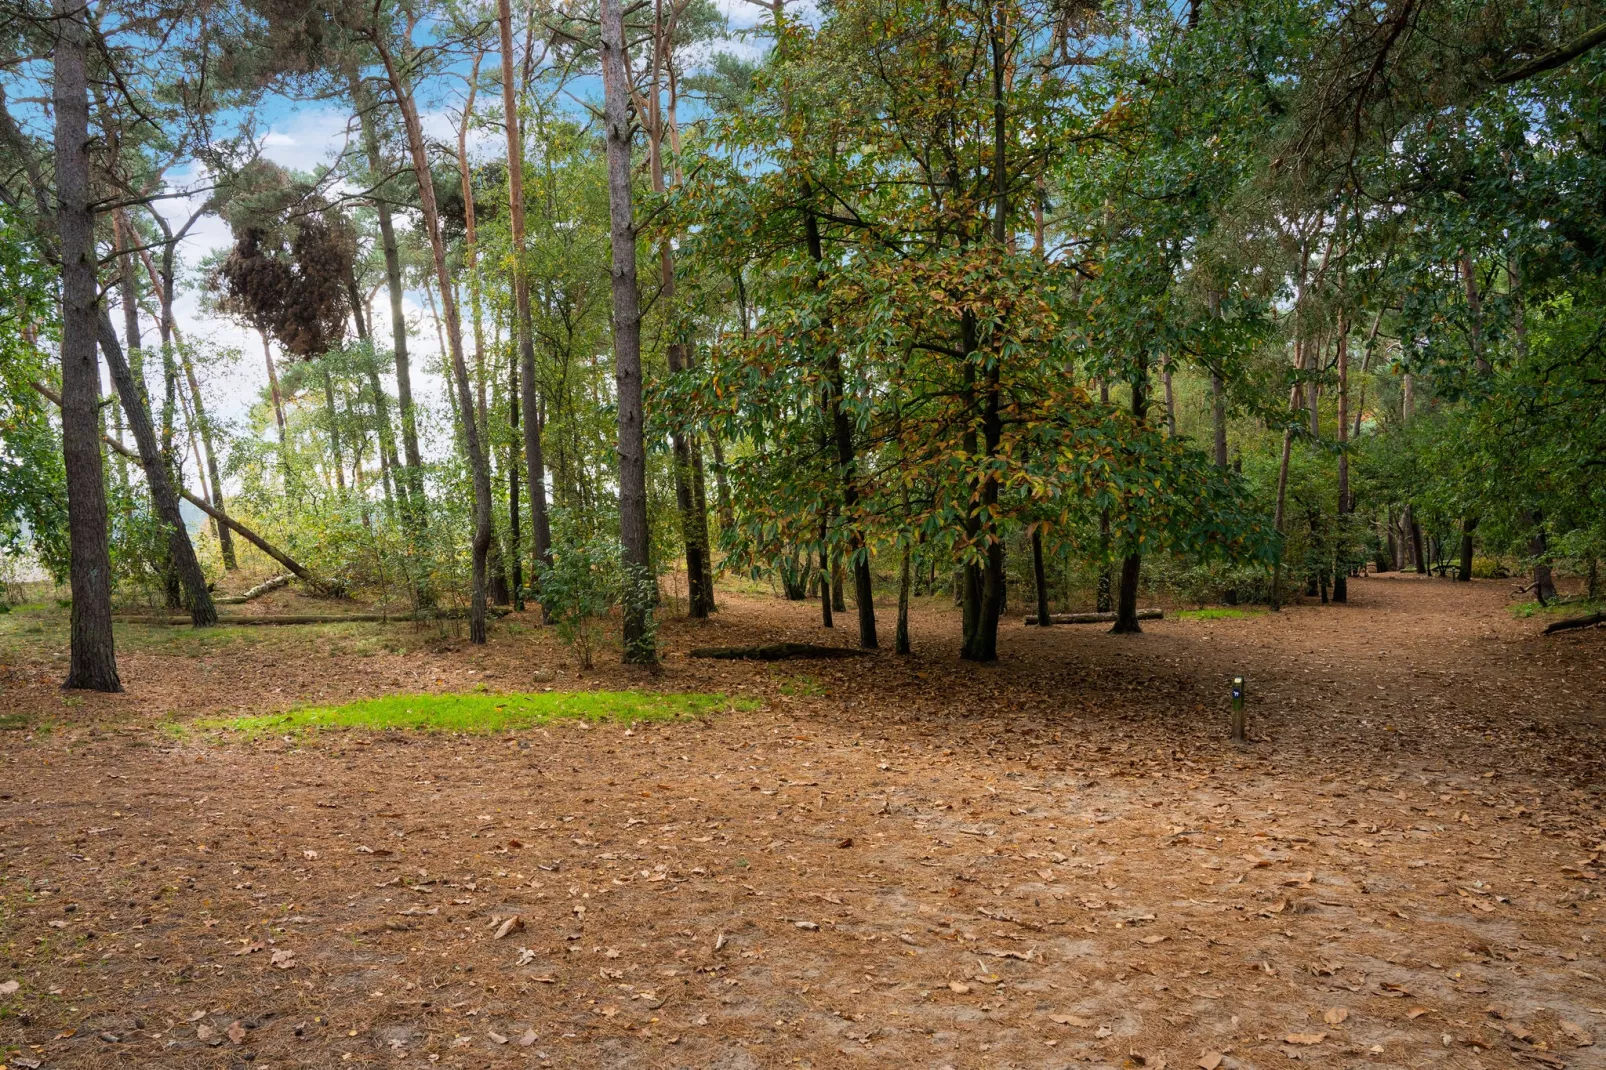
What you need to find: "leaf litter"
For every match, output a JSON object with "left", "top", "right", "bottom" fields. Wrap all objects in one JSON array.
[{"left": 0, "top": 576, "right": 1603, "bottom": 1067}]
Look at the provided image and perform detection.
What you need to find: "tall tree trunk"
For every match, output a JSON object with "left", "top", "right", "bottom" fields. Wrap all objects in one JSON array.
[
  {"left": 374, "top": 32, "right": 494, "bottom": 644},
  {"left": 600, "top": 0, "right": 654, "bottom": 662},
  {"left": 804, "top": 211, "right": 873, "bottom": 646},
  {"left": 509, "top": 358, "right": 524, "bottom": 611},
  {"left": 1031, "top": 525, "right": 1050, "bottom": 627},
  {"left": 54, "top": 4, "right": 121, "bottom": 689},
  {"left": 1458, "top": 517, "right": 1476, "bottom": 583},
  {"left": 649, "top": 167, "right": 713, "bottom": 614},
  {"left": 896, "top": 539, "right": 912, "bottom": 655},
  {"left": 818, "top": 537, "right": 833, "bottom": 629},
  {"left": 352, "top": 72, "right": 423, "bottom": 512},
  {"left": 1097, "top": 377, "right": 1112, "bottom": 612},
  {"left": 322, "top": 367, "right": 346, "bottom": 491},
  {"left": 1409, "top": 510, "right": 1427, "bottom": 576},
  {"left": 1111, "top": 356, "right": 1147, "bottom": 634},
  {"left": 346, "top": 263, "right": 399, "bottom": 516},
  {"left": 259, "top": 329, "right": 288, "bottom": 441},
  {"left": 1162, "top": 367, "right": 1176, "bottom": 438},
  {"left": 179, "top": 348, "right": 235, "bottom": 568},
  {"left": 1270, "top": 331, "right": 1309, "bottom": 610},
  {"left": 1334, "top": 313, "right": 1349, "bottom": 603},
  {"left": 497, "top": 0, "right": 553, "bottom": 613},
  {"left": 961, "top": 16, "right": 1011, "bottom": 662}
]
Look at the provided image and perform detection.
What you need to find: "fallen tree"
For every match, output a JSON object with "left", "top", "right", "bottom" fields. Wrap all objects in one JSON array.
[
  {"left": 33, "top": 381, "right": 333, "bottom": 594},
  {"left": 1543, "top": 611, "right": 1605, "bottom": 635},
  {"left": 215, "top": 573, "right": 293, "bottom": 605},
  {"left": 1024, "top": 609, "right": 1163, "bottom": 625},
  {"left": 112, "top": 607, "right": 512, "bottom": 626},
  {"left": 689, "top": 643, "right": 872, "bottom": 660}
]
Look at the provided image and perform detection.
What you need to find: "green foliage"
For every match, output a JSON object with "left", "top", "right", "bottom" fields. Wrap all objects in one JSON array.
[
  {"left": 535, "top": 513, "right": 621, "bottom": 669},
  {"left": 0, "top": 207, "right": 66, "bottom": 579}
]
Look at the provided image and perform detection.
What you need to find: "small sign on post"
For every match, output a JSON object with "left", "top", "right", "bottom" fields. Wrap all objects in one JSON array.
[{"left": 1230, "top": 676, "right": 1246, "bottom": 742}]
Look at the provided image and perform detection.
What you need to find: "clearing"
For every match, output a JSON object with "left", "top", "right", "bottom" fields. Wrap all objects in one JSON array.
[{"left": 1, "top": 574, "right": 1603, "bottom": 1069}]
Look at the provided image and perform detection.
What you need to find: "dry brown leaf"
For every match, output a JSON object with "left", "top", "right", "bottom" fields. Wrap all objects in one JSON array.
[
  {"left": 1406, "top": 1007, "right": 1429, "bottom": 1019},
  {"left": 948, "top": 981, "right": 971, "bottom": 994},
  {"left": 1560, "top": 1021, "right": 1594, "bottom": 1047},
  {"left": 270, "top": 948, "right": 296, "bottom": 969},
  {"left": 1051, "top": 1014, "right": 1094, "bottom": 1027},
  {"left": 226, "top": 1021, "right": 247, "bottom": 1045},
  {"left": 1284, "top": 1032, "right": 1327, "bottom": 1045},
  {"left": 0, "top": 980, "right": 18, "bottom": 996},
  {"left": 1198, "top": 1053, "right": 1223, "bottom": 1070},
  {"left": 1323, "top": 1007, "right": 1349, "bottom": 1025},
  {"left": 493, "top": 915, "right": 525, "bottom": 940}
]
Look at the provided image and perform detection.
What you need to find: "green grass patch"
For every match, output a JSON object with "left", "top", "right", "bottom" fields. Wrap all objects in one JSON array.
[
  {"left": 186, "top": 690, "right": 743, "bottom": 738},
  {"left": 0, "top": 712, "right": 34, "bottom": 731},
  {"left": 1175, "top": 607, "right": 1263, "bottom": 621},
  {"left": 1510, "top": 598, "right": 1602, "bottom": 619}
]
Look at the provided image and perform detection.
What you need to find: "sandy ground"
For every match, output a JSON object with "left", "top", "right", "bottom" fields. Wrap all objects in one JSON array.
[{"left": 0, "top": 573, "right": 1603, "bottom": 1070}]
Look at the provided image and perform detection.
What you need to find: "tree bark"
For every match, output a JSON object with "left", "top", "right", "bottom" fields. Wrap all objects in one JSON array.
[
  {"left": 98, "top": 317, "right": 217, "bottom": 626},
  {"left": 1112, "top": 358, "right": 1148, "bottom": 634},
  {"left": 1334, "top": 313, "right": 1349, "bottom": 603},
  {"left": 1031, "top": 525, "right": 1051, "bottom": 626},
  {"left": 54, "top": 4, "right": 122, "bottom": 690},
  {"left": 352, "top": 72, "right": 423, "bottom": 512},
  {"left": 497, "top": 0, "right": 553, "bottom": 612},
  {"left": 600, "top": 0, "right": 654, "bottom": 662},
  {"left": 1097, "top": 377, "right": 1112, "bottom": 612},
  {"left": 1458, "top": 516, "right": 1476, "bottom": 582},
  {"left": 802, "top": 211, "right": 872, "bottom": 645},
  {"left": 895, "top": 540, "right": 912, "bottom": 655},
  {"left": 373, "top": 32, "right": 494, "bottom": 644}
]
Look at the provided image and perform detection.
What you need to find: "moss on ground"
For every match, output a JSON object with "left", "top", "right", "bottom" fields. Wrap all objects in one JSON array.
[{"left": 184, "top": 690, "right": 745, "bottom": 738}]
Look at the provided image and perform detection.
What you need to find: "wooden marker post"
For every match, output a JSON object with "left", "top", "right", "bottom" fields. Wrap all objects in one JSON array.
[{"left": 1230, "top": 676, "right": 1246, "bottom": 742}]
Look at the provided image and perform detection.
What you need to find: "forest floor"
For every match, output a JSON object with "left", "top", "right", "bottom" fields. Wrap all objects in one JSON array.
[{"left": 1, "top": 573, "right": 1604, "bottom": 1070}]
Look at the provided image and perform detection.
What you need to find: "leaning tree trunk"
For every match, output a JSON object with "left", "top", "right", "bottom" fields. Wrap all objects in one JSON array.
[
  {"left": 54, "top": 2, "right": 121, "bottom": 690},
  {"left": 600, "top": 0, "right": 654, "bottom": 662},
  {"left": 98, "top": 317, "right": 217, "bottom": 626},
  {"left": 374, "top": 34, "right": 494, "bottom": 644}
]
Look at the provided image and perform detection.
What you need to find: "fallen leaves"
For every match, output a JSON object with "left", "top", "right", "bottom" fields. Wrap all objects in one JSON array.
[
  {"left": 1198, "top": 1053, "right": 1223, "bottom": 1070},
  {"left": 270, "top": 948, "right": 296, "bottom": 969},
  {"left": 1323, "top": 1007, "right": 1349, "bottom": 1025},
  {"left": 493, "top": 915, "right": 525, "bottom": 940},
  {"left": 1051, "top": 1013, "right": 1095, "bottom": 1027},
  {"left": 948, "top": 981, "right": 971, "bottom": 993},
  {"left": 0, "top": 979, "right": 18, "bottom": 996},
  {"left": 1284, "top": 1032, "right": 1327, "bottom": 1045}
]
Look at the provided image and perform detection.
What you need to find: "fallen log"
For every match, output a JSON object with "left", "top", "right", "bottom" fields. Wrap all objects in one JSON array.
[
  {"left": 688, "top": 642, "right": 871, "bottom": 660},
  {"left": 33, "top": 381, "right": 333, "bottom": 595},
  {"left": 1024, "top": 609, "right": 1163, "bottom": 625},
  {"left": 215, "top": 573, "right": 293, "bottom": 605},
  {"left": 113, "top": 607, "right": 512, "bottom": 626},
  {"left": 1543, "top": 611, "right": 1606, "bottom": 635}
]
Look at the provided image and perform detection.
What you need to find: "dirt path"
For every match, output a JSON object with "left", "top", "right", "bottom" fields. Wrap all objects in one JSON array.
[{"left": 1, "top": 575, "right": 1603, "bottom": 1069}]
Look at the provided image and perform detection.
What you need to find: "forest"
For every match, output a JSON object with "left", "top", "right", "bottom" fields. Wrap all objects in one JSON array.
[{"left": 1, "top": 0, "right": 1604, "bottom": 1066}]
